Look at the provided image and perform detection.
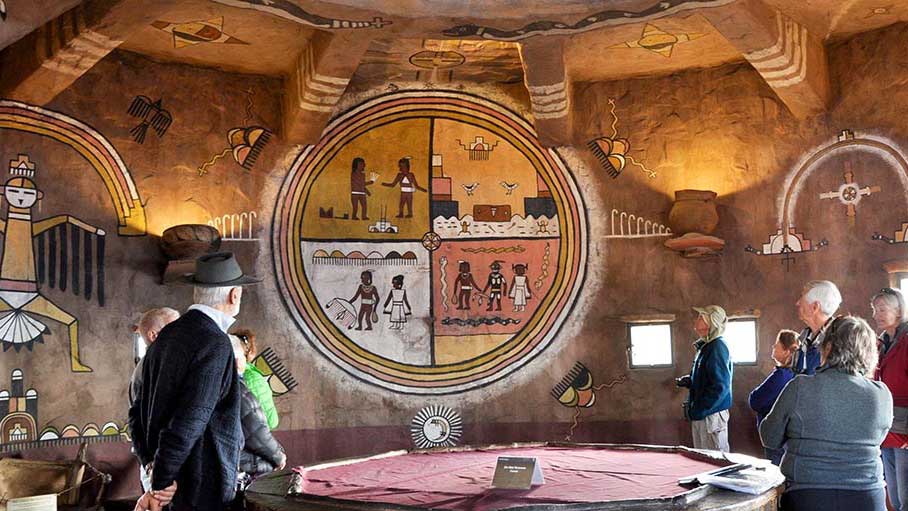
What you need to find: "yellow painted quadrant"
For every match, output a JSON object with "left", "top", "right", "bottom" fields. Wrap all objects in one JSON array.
[
  {"left": 434, "top": 334, "right": 513, "bottom": 365},
  {"left": 300, "top": 118, "right": 431, "bottom": 239},
  {"left": 432, "top": 119, "right": 540, "bottom": 217}
]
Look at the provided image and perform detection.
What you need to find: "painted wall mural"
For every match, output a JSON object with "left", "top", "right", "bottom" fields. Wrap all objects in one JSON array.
[
  {"left": 151, "top": 17, "right": 248, "bottom": 48},
  {"left": 0, "top": 368, "right": 125, "bottom": 452},
  {"left": 207, "top": 210, "right": 258, "bottom": 240},
  {"left": 817, "top": 165, "right": 880, "bottom": 224},
  {"left": 551, "top": 362, "right": 626, "bottom": 441},
  {"left": 197, "top": 89, "right": 272, "bottom": 176},
  {"left": 127, "top": 96, "right": 173, "bottom": 144},
  {"left": 250, "top": 347, "right": 298, "bottom": 397},
  {"left": 274, "top": 91, "right": 588, "bottom": 394},
  {"left": 0, "top": 154, "right": 106, "bottom": 372},
  {"left": 410, "top": 405, "right": 462, "bottom": 449},
  {"left": 588, "top": 99, "right": 656, "bottom": 179},
  {"left": 441, "top": 0, "right": 736, "bottom": 40},
  {"left": 747, "top": 129, "right": 908, "bottom": 269},
  {"left": 0, "top": 100, "right": 146, "bottom": 236},
  {"left": 0, "top": 100, "right": 145, "bottom": 371},
  {"left": 608, "top": 24, "right": 706, "bottom": 58},
  {"left": 210, "top": 0, "right": 391, "bottom": 29},
  {"left": 605, "top": 208, "right": 671, "bottom": 239}
]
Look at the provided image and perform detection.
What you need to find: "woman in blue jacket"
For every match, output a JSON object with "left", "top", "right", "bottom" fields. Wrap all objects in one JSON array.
[
  {"left": 748, "top": 329, "right": 798, "bottom": 465},
  {"left": 676, "top": 305, "right": 733, "bottom": 452}
]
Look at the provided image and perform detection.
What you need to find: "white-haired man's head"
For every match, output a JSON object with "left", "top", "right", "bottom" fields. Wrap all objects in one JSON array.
[
  {"left": 193, "top": 285, "right": 243, "bottom": 318},
  {"left": 797, "top": 280, "right": 842, "bottom": 331},
  {"left": 138, "top": 307, "right": 180, "bottom": 346}
]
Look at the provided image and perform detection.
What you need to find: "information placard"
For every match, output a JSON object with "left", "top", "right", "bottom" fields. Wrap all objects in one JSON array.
[
  {"left": 490, "top": 456, "right": 544, "bottom": 489},
  {"left": 7, "top": 494, "right": 57, "bottom": 511}
]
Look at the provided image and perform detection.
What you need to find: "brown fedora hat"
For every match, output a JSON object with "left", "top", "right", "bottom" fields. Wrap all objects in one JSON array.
[{"left": 183, "top": 252, "right": 261, "bottom": 287}]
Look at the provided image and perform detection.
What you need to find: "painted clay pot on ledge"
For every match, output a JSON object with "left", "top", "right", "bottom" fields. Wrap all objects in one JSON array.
[
  {"left": 160, "top": 224, "right": 221, "bottom": 261},
  {"left": 667, "top": 189, "right": 719, "bottom": 235}
]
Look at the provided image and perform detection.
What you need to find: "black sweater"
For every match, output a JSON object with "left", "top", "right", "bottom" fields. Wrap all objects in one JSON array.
[
  {"left": 128, "top": 310, "right": 242, "bottom": 511},
  {"left": 239, "top": 381, "right": 285, "bottom": 475}
]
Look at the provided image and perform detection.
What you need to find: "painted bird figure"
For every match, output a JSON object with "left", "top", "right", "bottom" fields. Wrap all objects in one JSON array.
[
  {"left": 127, "top": 96, "right": 173, "bottom": 144},
  {"left": 500, "top": 181, "right": 519, "bottom": 195},
  {"left": 461, "top": 182, "right": 479, "bottom": 196}
]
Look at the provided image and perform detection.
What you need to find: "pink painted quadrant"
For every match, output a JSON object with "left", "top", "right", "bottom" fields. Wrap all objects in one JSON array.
[{"left": 294, "top": 446, "right": 727, "bottom": 510}]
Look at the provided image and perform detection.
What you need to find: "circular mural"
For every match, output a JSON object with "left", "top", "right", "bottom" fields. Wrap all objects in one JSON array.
[{"left": 274, "top": 91, "right": 587, "bottom": 394}]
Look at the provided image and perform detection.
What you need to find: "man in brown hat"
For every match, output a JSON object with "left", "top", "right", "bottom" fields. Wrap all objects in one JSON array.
[{"left": 130, "top": 252, "right": 260, "bottom": 511}]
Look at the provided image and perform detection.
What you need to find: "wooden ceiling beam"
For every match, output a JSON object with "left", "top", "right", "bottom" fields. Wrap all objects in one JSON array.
[
  {"left": 283, "top": 31, "right": 372, "bottom": 145},
  {"left": 0, "top": 0, "right": 172, "bottom": 105},
  {"left": 518, "top": 37, "right": 573, "bottom": 147},
  {"left": 702, "top": 0, "right": 830, "bottom": 118}
]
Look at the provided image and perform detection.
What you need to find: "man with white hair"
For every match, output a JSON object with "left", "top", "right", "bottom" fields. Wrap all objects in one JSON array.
[
  {"left": 130, "top": 252, "right": 260, "bottom": 511},
  {"left": 793, "top": 280, "right": 842, "bottom": 375}
]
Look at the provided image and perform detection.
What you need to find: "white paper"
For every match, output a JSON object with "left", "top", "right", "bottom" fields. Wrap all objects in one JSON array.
[
  {"left": 7, "top": 494, "right": 57, "bottom": 511},
  {"left": 698, "top": 465, "right": 784, "bottom": 495}
]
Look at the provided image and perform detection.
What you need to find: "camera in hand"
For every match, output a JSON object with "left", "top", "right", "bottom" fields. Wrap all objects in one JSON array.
[{"left": 675, "top": 375, "right": 691, "bottom": 388}]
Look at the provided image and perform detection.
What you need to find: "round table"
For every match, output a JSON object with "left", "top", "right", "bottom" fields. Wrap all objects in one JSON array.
[{"left": 246, "top": 442, "right": 783, "bottom": 511}]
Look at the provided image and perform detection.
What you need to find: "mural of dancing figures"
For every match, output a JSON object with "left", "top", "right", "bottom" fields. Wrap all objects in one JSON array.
[
  {"left": 275, "top": 92, "right": 588, "bottom": 394},
  {"left": 0, "top": 154, "right": 106, "bottom": 372}
]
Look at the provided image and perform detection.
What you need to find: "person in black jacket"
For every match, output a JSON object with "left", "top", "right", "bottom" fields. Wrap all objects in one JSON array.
[
  {"left": 230, "top": 334, "right": 286, "bottom": 479},
  {"left": 130, "top": 253, "right": 260, "bottom": 511}
]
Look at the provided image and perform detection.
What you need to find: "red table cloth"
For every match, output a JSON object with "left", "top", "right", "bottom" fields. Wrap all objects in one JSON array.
[{"left": 293, "top": 446, "right": 727, "bottom": 510}]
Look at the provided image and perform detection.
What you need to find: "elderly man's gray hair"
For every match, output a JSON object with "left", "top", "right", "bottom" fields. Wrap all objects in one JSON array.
[
  {"left": 803, "top": 280, "right": 842, "bottom": 316},
  {"left": 193, "top": 286, "right": 237, "bottom": 307}
]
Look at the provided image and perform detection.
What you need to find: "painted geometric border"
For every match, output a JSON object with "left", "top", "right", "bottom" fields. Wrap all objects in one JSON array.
[{"left": 273, "top": 91, "right": 588, "bottom": 394}]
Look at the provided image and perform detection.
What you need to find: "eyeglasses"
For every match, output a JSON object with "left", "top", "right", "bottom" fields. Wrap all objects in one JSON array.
[{"left": 237, "top": 334, "right": 249, "bottom": 346}]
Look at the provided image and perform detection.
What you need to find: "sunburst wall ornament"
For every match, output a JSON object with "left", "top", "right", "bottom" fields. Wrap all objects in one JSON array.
[{"left": 410, "top": 405, "right": 463, "bottom": 449}]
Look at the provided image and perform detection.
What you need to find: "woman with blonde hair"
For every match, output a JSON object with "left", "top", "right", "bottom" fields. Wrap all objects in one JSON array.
[{"left": 872, "top": 288, "right": 908, "bottom": 510}]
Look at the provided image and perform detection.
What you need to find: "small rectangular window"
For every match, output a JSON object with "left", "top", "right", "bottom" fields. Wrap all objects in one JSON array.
[
  {"left": 629, "top": 323, "right": 673, "bottom": 368},
  {"left": 725, "top": 319, "right": 758, "bottom": 364},
  {"left": 899, "top": 276, "right": 908, "bottom": 295}
]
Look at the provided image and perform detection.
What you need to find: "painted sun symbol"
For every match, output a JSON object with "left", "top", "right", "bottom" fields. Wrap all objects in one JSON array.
[{"left": 410, "top": 405, "right": 463, "bottom": 449}]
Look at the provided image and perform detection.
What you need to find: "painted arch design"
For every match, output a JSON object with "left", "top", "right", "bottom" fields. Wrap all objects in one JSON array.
[
  {"left": 273, "top": 91, "right": 588, "bottom": 394},
  {"left": 0, "top": 100, "right": 146, "bottom": 236},
  {"left": 779, "top": 133, "right": 908, "bottom": 231}
]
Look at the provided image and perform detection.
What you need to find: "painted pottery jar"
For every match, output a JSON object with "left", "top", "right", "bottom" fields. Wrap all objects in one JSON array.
[
  {"left": 160, "top": 224, "right": 221, "bottom": 260},
  {"left": 667, "top": 190, "right": 719, "bottom": 235}
]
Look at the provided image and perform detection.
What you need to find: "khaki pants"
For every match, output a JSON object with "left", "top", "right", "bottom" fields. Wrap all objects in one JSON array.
[{"left": 691, "top": 409, "right": 730, "bottom": 452}]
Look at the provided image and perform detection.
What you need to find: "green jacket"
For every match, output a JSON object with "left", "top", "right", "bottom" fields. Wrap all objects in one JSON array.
[{"left": 243, "top": 365, "right": 278, "bottom": 429}]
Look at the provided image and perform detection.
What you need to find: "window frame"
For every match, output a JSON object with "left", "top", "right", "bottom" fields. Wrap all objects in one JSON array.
[
  {"left": 627, "top": 321, "right": 675, "bottom": 369},
  {"left": 898, "top": 274, "right": 908, "bottom": 296},
  {"left": 724, "top": 318, "right": 759, "bottom": 366}
]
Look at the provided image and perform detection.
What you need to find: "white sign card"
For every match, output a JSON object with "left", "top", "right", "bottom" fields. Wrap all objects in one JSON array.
[
  {"left": 7, "top": 494, "right": 57, "bottom": 511},
  {"left": 490, "top": 456, "right": 545, "bottom": 489}
]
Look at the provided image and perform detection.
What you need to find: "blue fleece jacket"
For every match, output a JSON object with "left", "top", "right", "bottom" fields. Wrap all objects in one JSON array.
[
  {"left": 749, "top": 367, "right": 795, "bottom": 426},
  {"left": 688, "top": 336, "right": 733, "bottom": 421}
]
